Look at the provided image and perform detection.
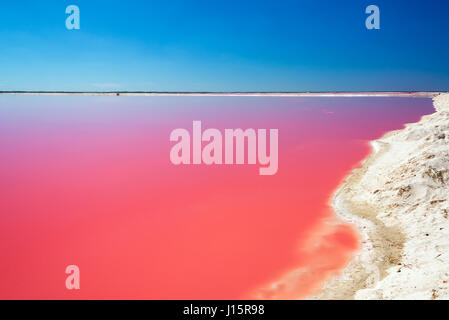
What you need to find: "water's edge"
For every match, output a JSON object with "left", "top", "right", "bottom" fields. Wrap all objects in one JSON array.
[{"left": 312, "top": 93, "right": 446, "bottom": 299}]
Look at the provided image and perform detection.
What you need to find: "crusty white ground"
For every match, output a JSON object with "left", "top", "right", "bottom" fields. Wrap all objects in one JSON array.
[{"left": 315, "top": 93, "right": 449, "bottom": 300}]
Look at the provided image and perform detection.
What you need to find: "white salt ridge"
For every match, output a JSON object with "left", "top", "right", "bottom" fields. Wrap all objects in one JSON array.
[{"left": 315, "top": 93, "right": 449, "bottom": 300}]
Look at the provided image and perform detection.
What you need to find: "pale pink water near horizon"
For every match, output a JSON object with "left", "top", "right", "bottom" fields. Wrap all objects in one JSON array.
[{"left": 0, "top": 95, "right": 435, "bottom": 299}]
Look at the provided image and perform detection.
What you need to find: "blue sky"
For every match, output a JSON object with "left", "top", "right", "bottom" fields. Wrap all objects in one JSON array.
[{"left": 0, "top": 0, "right": 448, "bottom": 92}]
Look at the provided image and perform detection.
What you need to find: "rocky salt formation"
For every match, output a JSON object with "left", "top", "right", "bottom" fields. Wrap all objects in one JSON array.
[{"left": 316, "top": 93, "right": 449, "bottom": 300}]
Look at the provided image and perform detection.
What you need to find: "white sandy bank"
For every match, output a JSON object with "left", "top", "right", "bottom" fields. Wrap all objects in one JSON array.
[{"left": 315, "top": 93, "right": 449, "bottom": 299}]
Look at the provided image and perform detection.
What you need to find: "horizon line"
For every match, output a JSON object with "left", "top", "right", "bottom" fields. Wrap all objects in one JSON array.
[{"left": 0, "top": 91, "right": 444, "bottom": 97}]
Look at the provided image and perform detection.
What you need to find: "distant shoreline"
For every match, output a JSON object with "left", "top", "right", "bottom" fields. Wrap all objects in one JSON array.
[{"left": 0, "top": 91, "right": 442, "bottom": 97}]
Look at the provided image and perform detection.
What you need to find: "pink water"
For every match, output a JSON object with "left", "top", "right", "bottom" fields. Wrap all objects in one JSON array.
[{"left": 0, "top": 95, "right": 434, "bottom": 299}]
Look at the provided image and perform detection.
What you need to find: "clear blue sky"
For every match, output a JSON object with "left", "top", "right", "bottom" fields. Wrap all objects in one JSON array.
[{"left": 1, "top": 0, "right": 448, "bottom": 92}]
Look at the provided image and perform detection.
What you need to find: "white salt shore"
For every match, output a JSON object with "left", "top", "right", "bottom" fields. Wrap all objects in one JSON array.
[{"left": 315, "top": 93, "right": 449, "bottom": 300}]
